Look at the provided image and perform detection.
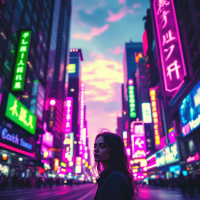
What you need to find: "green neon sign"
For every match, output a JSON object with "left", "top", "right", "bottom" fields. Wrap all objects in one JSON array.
[
  {"left": 5, "top": 93, "right": 36, "bottom": 135},
  {"left": 60, "top": 161, "right": 67, "bottom": 168},
  {"left": 68, "top": 64, "right": 76, "bottom": 73},
  {"left": 128, "top": 85, "right": 136, "bottom": 118},
  {"left": 11, "top": 30, "right": 31, "bottom": 92}
]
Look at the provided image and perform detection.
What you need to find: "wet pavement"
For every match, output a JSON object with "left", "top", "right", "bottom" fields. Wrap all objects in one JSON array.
[{"left": 0, "top": 184, "right": 200, "bottom": 200}]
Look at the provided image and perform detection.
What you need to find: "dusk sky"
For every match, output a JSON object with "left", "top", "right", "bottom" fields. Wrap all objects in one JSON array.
[{"left": 70, "top": 0, "right": 150, "bottom": 166}]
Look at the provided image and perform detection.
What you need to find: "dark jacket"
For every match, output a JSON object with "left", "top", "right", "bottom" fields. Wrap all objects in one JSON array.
[{"left": 94, "top": 170, "right": 132, "bottom": 200}]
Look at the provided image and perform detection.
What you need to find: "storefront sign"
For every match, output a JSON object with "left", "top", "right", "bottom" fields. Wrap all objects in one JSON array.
[
  {"left": 179, "top": 81, "right": 200, "bottom": 137},
  {"left": 169, "top": 164, "right": 181, "bottom": 172},
  {"left": 11, "top": 30, "right": 31, "bottom": 92},
  {"left": 128, "top": 79, "right": 136, "bottom": 118},
  {"left": 153, "top": 0, "right": 186, "bottom": 93},
  {"left": 42, "top": 131, "right": 54, "bottom": 148},
  {"left": 186, "top": 152, "right": 199, "bottom": 163},
  {"left": 156, "top": 142, "right": 179, "bottom": 167},
  {"left": 149, "top": 88, "right": 161, "bottom": 148},
  {"left": 0, "top": 125, "right": 35, "bottom": 155},
  {"left": 147, "top": 154, "right": 157, "bottom": 169},
  {"left": 5, "top": 93, "right": 36, "bottom": 135}
]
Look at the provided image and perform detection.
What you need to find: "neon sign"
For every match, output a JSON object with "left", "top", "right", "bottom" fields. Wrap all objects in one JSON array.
[
  {"left": 142, "top": 103, "right": 152, "bottom": 123},
  {"left": 11, "top": 30, "right": 31, "bottom": 92},
  {"left": 128, "top": 79, "right": 136, "bottom": 118},
  {"left": 186, "top": 153, "right": 199, "bottom": 163},
  {"left": 179, "top": 81, "right": 200, "bottom": 137},
  {"left": 153, "top": 0, "right": 186, "bottom": 93},
  {"left": 67, "top": 64, "right": 76, "bottom": 73},
  {"left": 149, "top": 88, "right": 161, "bottom": 148},
  {"left": 5, "top": 93, "right": 36, "bottom": 135},
  {"left": 147, "top": 154, "right": 157, "bottom": 169},
  {"left": 142, "top": 30, "right": 148, "bottom": 57},
  {"left": 134, "top": 53, "right": 143, "bottom": 63},
  {"left": 65, "top": 97, "right": 73, "bottom": 134},
  {"left": 42, "top": 132, "right": 54, "bottom": 148},
  {"left": 60, "top": 161, "right": 67, "bottom": 168},
  {"left": 131, "top": 135, "right": 146, "bottom": 159},
  {"left": 79, "top": 83, "right": 85, "bottom": 155},
  {"left": 156, "top": 142, "right": 179, "bottom": 167}
]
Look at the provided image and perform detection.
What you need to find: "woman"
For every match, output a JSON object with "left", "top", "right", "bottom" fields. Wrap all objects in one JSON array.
[{"left": 93, "top": 131, "right": 138, "bottom": 200}]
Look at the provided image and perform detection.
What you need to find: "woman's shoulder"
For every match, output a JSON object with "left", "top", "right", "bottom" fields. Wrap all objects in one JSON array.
[{"left": 107, "top": 170, "right": 128, "bottom": 183}]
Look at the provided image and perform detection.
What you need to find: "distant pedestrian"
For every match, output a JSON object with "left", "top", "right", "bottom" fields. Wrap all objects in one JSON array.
[
  {"left": 179, "top": 173, "right": 186, "bottom": 197},
  {"left": 93, "top": 131, "right": 138, "bottom": 200}
]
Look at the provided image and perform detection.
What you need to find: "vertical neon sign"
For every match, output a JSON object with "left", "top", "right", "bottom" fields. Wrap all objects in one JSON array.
[
  {"left": 142, "top": 30, "right": 148, "bottom": 57},
  {"left": 153, "top": 0, "right": 186, "bottom": 93},
  {"left": 11, "top": 30, "right": 31, "bottom": 92},
  {"left": 79, "top": 83, "right": 85, "bottom": 155},
  {"left": 65, "top": 97, "right": 73, "bottom": 134},
  {"left": 149, "top": 88, "right": 161, "bottom": 148},
  {"left": 128, "top": 79, "right": 136, "bottom": 118}
]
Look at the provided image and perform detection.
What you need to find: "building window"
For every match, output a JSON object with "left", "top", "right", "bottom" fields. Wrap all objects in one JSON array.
[
  {"left": 24, "top": 12, "right": 30, "bottom": 26},
  {"left": 33, "top": 12, "right": 37, "bottom": 22}
]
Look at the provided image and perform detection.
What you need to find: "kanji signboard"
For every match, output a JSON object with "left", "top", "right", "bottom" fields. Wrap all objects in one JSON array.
[
  {"left": 128, "top": 79, "right": 136, "bottom": 118},
  {"left": 65, "top": 97, "right": 73, "bottom": 134},
  {"left": 153, "top": 0, "right": 186, "bottom": 93},
  {"left": 11, "top": 30, "right": 31, "bottom": 92},
  {"left": 5, "top": 93, "right": 36, "bottom": 135}
]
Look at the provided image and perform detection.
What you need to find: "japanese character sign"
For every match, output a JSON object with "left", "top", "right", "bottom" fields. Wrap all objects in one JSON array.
[
  {"left": 5, "top": 93, "right": 36, "bottom": 135},
  {"left": 65, "top": 97, "right": 73, "bottom": 134},
  {"left": 11, "top": 30, "right": 31, "bottom": 92},
  {"left": 153, "top": 0, "right": 186, "bottom": 93},
  {"left": 131, "top": 135, "right": 146, "bottom": 159}
]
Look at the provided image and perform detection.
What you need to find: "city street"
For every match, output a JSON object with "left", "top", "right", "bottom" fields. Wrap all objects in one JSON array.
[{"left": 0, "top": 184, "right": 200, "bottom": 200}]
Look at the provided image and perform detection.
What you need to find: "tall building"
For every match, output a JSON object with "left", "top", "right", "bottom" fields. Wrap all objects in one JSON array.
[
  {"left": 122, "top": 42, "right": 143, "bottom": 157},
  {"left": 0, "top": 0, "right": 57, "bottom": 178},
  {"left": 45, "top": 0, "right": 71, "bottom": 163},
  {"left": 67, "top": 48, "right": 85, "bottom": 174},
  {"left": 116, "top": 116, "right": 123, "bottom": 139}
]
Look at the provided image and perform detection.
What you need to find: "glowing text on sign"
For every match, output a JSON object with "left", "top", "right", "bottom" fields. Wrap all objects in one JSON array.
[
  {"left": 11, "top": 30, "right": 31, "bottom": 92},
  {"left": 149, "top": 88, "right": 161, "bottom": 148},
  {"left": 65, "top": 97, "right": 73, "bottom": 134},
  {"left": 79, "top": 83, "right": 85, "bottom": 155},
  {"left": 153, "top": 0, "right": 186, "bottom": 93},
  {"left": 128, "top": 79, "right": 136, "bottom": 118}
]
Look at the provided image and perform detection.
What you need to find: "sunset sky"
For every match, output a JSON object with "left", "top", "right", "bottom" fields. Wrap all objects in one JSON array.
[{"left": 70, "top": 0, "right": 150, "bottom": 166}]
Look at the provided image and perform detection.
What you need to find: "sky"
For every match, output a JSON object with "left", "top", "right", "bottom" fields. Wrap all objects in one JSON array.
[{"left": 70, "top": 0, "right": 150, "bottom": 166}]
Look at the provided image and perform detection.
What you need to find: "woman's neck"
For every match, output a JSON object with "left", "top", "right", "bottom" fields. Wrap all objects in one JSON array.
[{"left": 101, "top": 161, "right": 110, "bottom": 170}]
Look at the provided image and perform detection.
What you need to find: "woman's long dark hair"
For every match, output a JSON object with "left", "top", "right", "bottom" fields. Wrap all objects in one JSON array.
[{"left": 93, "top": 131, "right": 138, "bottom": 199}]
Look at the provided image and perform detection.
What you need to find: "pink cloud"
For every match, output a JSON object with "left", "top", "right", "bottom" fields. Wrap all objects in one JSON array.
[
  {"left": 89, "top": 52, "right": 96, "bottom": 57},
  {"left": 119, "top": 0, "right": 125, "bottom": 4},
  {"left": 133, "top": 3, "right": 141, "bottom": 8},
  {"left": 108, "top": 46, "right": 124, "bottom": 55},
  {"left": 106, "top": 7, "right": 133, "bottom": 22},
  {"left": 72, "top": 24, "right": 109, "bottom": 41}
]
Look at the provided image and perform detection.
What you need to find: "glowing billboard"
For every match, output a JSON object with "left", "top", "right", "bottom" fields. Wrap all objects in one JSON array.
[
  {"left": 11, "top": 30, "right": 31, "bottom": 93},
  {"left": 131, "top": 135, "right": 146, "bottom": 159},
  {"left": 179, "top": 81, "right": 200, "bottom": 137},
  {"left": 149, "top": 88, "right": 161, "bottom": 148},
  {"left": 142, "top": 30, "right": 148, "bottom": 57},
  {"left": 67, "top": 64, "right": 76, "bottom": 73},
  {"left": 153, "top": 0, "right": 186, "bottom": 93},
  {"left": 79, "top": 83, "right": 85, "bottom": 155},
  {"left": 142, "top": 103, "right": 152, "bottom": 123},
  {"left": 5, "top": 93, "right": 36, "bottom": 135},
  {"left": 128, "top": 79, "right": 136, "bottom": 118},
  {"left": 65, "top": 97, "right": 73, "bottom": 134}
]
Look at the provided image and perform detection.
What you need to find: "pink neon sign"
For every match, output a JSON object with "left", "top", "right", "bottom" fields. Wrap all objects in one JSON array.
[
  {"left": 142, "top": 30, "right": 148, "bottom": 57},
  {"left": 65, "top": 97, "right": 73, "bottom": 134},
  {"left": 131, "top": 135, "right": 146, "bottom": 159},
  {"left": 79, "top": 83, "right": 85, "bottom": 155},
  {"left": 42, "top": 132, "right": 54, "bottom": 148},
  {"left": 0, "top": 142, "right": 35, "bottom": 157},
  {"left": 153, "top": 0, "right": 186, "bottom": 93},
  {"left": 187, "top": 153, "right": 199, "bottom": 163}
]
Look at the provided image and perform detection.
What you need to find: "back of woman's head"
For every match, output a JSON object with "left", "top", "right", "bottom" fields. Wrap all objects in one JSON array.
[{"left": 94, "top": 130, "right": 138, "bottom": 199}]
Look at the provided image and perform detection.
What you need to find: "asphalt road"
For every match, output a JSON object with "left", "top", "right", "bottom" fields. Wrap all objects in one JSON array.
[{"left": 0, "top": 184, "right": 200, "bottom": 200}]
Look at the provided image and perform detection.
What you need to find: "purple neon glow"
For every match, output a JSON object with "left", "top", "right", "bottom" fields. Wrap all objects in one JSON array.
[
  {"left": 79, "top": 83, "right": 85, "bottom": 155},
  {"left": 153, "top": 0, "right": 186, "bottom": 93},
  {"left": 186, "top": 152, "right": 199, "bottom": 163},
  {"left": 49, "top": 99, "right": 56, "bottom": 106},
  {"left": 147, "top": 155, "right": 157, "bottom": 169},
  {"left": 65, "top": 97, "right": 73, "bottom": 134},
  {"left": 128, "top": 79, "right": 133, "bottom": 86},
  {"left": 41, "top": 145, "right": 53, "bottom": 158},
  {"left": 42, "top": 131, "right": 54, "bottom": 148},
  {"left": 0, "top": 142, "right": 35, "bottom": 157}
]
